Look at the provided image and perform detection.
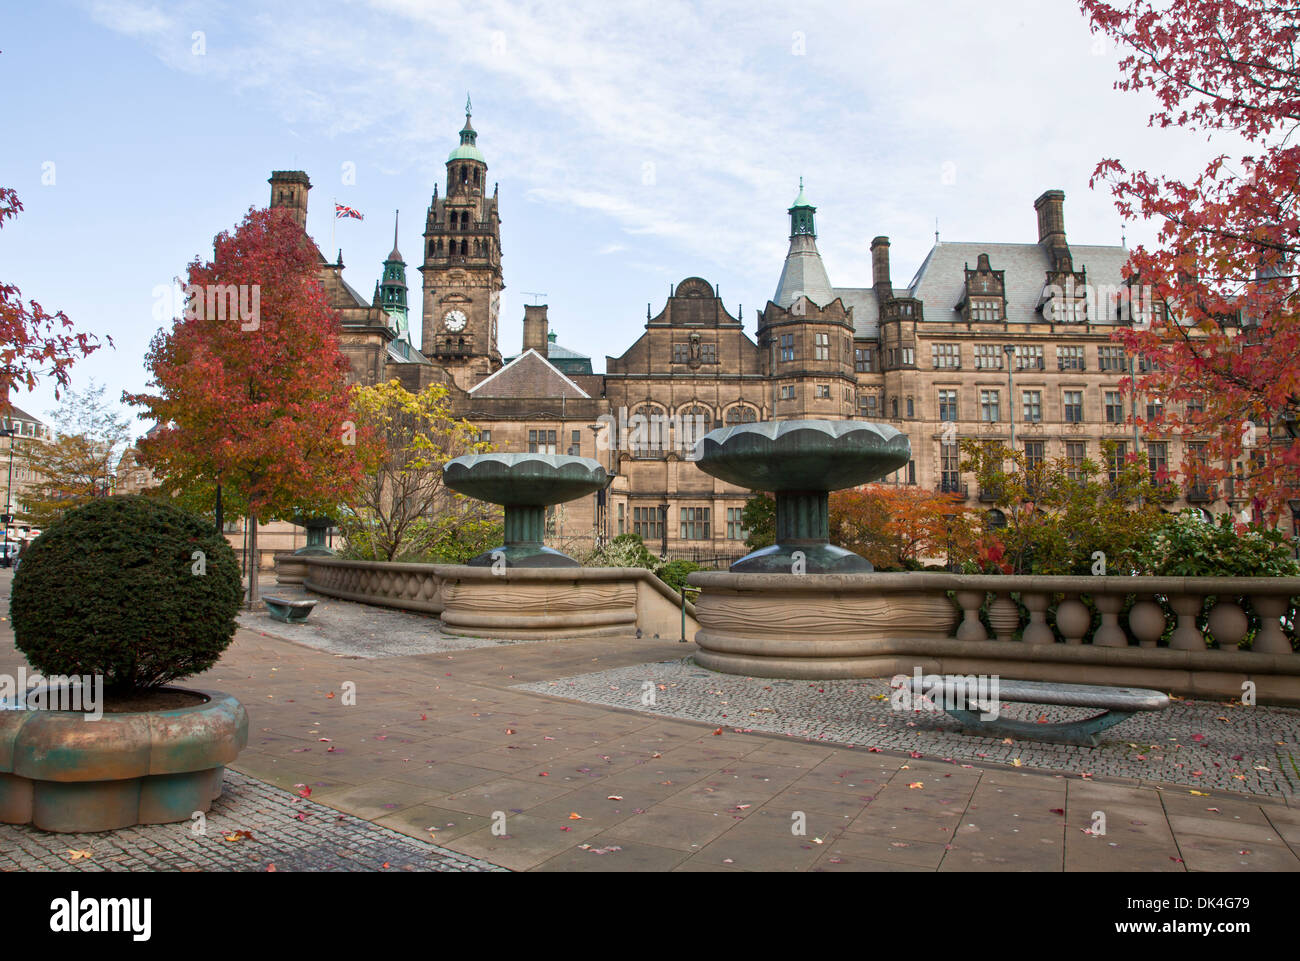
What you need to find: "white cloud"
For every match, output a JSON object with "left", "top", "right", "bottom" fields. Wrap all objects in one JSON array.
[
  {"left": 88, "top": 0, "right": 176, "bottom": 37},
  {"left": 82, "top": 0, "right": 1249, "bottom": 326}
]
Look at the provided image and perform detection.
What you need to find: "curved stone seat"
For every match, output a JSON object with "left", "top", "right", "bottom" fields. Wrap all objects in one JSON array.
[{"left": 900, "top": 675, "right": 1170, "bottom": 746}]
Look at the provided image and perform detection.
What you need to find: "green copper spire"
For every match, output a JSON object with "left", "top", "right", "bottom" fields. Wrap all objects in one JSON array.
[
  {"left": 789, "top": 177, "right": 816, "bottom": 237},
  {"left": 792, "top": 176, "right": 811, "bottom": 208},
  {"left": 447, "top": 96, "right": 487, "bottom": 164},
  {"left": 380, "top": 210, "right": 409, "bottom": 339}
]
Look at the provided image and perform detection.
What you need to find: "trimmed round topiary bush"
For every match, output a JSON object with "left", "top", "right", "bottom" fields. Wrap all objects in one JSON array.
[{"left": 11, "top": 495, "right": 243, "bottom": 692}]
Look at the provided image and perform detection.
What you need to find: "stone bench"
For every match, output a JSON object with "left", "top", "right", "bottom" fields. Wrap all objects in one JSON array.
[
  {"left": 263, "top": 595, "right": 318, "bottom": 625},
  {"left": 900, "top": 675, "right": 1170, "bottom": 747}
]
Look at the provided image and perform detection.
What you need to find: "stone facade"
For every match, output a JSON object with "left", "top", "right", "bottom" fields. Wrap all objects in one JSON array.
[
  {"left": 0, "top": 405, "right": 52, "bottom": 546},
  {"left": 254, "top": 105, "right": 1269, "bottom": 564}
]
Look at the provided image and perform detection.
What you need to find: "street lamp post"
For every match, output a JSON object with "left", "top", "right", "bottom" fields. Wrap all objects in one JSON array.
[
  {"left": 1, "top": 427, "right": 15, "bottom": 568},
  {"left": 588, "top": 423, "right": 605, "bottom": 549},
  {"left": 659, "top": 502, "right": 669, "bottom": 560},
  {"left": 1002, "top": 345, "right": 1016, "bottom": 451},
  {"left": 1289, "top": 498, "right": 1300, "bottom": 560},
  {"left": 1128, "top": 355, "right": 1141, "bottom": 457}
]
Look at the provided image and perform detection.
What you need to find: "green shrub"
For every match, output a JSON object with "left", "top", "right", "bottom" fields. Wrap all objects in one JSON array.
[
  {"left": 656, "top": 559, "right": 705, "bottom": 594},
  {"left": 11, "top": 495, "right": 243, "bottom": 691},
  {"left": 1136, "top": 511, "right": 1299, "bottom": 577},
  {"left": 583, "top": 533, "right": 659, "bottom": 569},
  {"left": 582, "top": 534, "right": 710, "bottom": 594}
]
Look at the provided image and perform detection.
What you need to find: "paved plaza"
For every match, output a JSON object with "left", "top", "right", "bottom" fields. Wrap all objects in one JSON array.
[
  {"left": 517, "top": 660, "right": 1300, "bottom": 799},
  {"left": 3, "top": 571, "right": 1299, "bottom": 872}
]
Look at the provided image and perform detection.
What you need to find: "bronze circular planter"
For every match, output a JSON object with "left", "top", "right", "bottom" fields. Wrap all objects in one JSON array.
[{"left": 0, "top": 689, "right": 248, "bottom": 833}]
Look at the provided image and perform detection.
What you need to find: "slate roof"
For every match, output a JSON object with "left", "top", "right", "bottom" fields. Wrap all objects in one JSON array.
[
  {"left": 469, "top": 349, "right": 591, "bottom": 399},
  {"left": 387, "top": 339, "right": 432, "bottom": 365},
  {"left": 833, "top": 287, "right": 880, "bottom": 339},
  {"left": 828, "top": 241, "right": 1132, "bottom": 339},
  {"left": 503, "top": 339, "right": 594, "bottom": 377},
  {"left": 0, "top": 404, "right": 43, "bottom": 425},
  {"left": 904, "top": 241, "right": 1132, "bottom": 327},
  {"left": 773, "top": 235, "right": 835, "bottom": 309}
]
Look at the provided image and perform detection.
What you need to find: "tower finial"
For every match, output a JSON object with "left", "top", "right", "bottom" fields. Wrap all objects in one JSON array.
[
  {"left": 466, "top": 92, "right": 472, "bottom": 117},
  {"left": 394, "top": 209, "right": 399, "bottom": 249}
]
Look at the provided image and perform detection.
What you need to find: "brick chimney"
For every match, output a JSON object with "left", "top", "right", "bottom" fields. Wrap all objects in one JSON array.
[
  {"left": 523, "top": 304, "right": 548, "bottom": 357},
  {"left": 269, "top": 170, "right": 311, "bottom": 230},
  {"left": 871, "top": 236, "right": 892, "bottom": 297},
  {"left": 1033, "top": 189, "right": 1072, "bottom": 273}
]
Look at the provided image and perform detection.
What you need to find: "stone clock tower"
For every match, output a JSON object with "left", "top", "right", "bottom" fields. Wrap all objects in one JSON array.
[{"left": 419, "top": 99, "right": 504, "bottom": 389}]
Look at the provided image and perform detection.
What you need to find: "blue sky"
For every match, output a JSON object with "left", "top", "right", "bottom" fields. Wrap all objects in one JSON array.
[{"left": 1, "top": 0, "right": 1242, "bottom": 437}]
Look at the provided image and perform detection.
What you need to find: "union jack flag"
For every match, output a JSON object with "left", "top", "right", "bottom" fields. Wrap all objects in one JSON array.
[{"left": 335, "top": 204, "right": 364, "bottom": 221}]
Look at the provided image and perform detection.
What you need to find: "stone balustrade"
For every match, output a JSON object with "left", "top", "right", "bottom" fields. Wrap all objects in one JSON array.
[
  {"left": 688, "top": 572, "right": 1300, "bottom": 705},
  {"left": 276, "top": 554, "right": 445, "bottom": 614}
]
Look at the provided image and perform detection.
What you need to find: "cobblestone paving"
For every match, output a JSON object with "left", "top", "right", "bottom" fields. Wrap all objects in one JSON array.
[
  {"left": 0, "top": 770, "right": 507, "bottom": 872},
  {"left": 239, "top": 583, "right": 538, "bottom": 658},
  {"left": 516, "top": 658, "right": 1300, "bottom": 799}
]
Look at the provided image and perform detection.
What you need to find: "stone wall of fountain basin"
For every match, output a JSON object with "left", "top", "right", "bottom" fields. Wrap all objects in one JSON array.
[
  {"left": 0, "top": 691, "right": 248, "bottom": 833},
  {"left": 435, "top": 566, "right": 696, "bottom": 641},
  {"left": 688, "top": 572, "right": 1300, "bottom": 705},
  {"left": 277, "top": 554, "right": 698, "bottom": 641}
]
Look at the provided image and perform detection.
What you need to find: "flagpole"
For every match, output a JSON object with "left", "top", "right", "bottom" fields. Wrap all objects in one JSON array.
[{"left": 331, "top": 197, "right": 336, "bottom": 258}]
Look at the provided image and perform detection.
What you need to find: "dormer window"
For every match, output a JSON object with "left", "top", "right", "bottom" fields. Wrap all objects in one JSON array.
[{"left": 962, "top": 254, "right": 1006, "bottom": 322}]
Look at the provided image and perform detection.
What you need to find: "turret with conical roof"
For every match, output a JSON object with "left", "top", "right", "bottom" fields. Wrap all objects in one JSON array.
[{"left": 773, "top": 178, "right": 834, "bottom": 308}]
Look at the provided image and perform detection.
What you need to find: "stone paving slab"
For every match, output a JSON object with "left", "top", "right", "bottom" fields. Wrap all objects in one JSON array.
[
  {"left": 514, "top": 657, "right": 1300, "bottom": 799},
  {"left": 0, "top": 769, "right": 506, "bottom": 872},
  {"left": 239, "top": 583, "right": 540, "bottom": 657}
]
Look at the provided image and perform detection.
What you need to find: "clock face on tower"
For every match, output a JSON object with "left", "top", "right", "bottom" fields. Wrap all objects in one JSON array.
[{"left": 443, "top": 309, "right": 467, "bottom": 332}]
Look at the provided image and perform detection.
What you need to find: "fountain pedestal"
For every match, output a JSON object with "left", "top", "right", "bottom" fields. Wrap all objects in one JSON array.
[
  {"left": 694, "top": 420, "right": 911, "bottom": 573},
  {"left": 442, "top": 453, "right": 610, "bottom": 568}
]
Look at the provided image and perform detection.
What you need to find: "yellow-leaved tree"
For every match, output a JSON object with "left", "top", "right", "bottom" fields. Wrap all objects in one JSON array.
[{"left": 341, "top": 379, "right": 498, "bottom": 561}]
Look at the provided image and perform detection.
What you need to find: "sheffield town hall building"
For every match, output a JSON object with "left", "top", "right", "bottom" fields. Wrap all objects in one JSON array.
[{"left": 262, "top": 104, "right": 1208, "bottom": 564}]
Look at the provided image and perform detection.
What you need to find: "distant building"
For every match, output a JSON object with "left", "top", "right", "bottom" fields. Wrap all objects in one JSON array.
[{"left": 0, "top": 404, "right": 52, "bottom": 542}]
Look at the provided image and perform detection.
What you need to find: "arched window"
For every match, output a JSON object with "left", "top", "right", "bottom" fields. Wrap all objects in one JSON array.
[
  {"left": 985, "top": 509, "right": 1007, "bottom": 530},
  {"left": 461, "top": 167, "right": 468, "bottom": 185},
  {"left": 679, "top": 405, "right": 712, "bottom": 451},
  {"left": 474, "top": 169, "right": 480, "bottom": 186},
  {"left": 725, "top": 406, "right": 757, "bottom": 424},
  {"left": 460, "top": 239, "right": 468, "bottom": 256},
  {"left": 630, "top": 404, "right": 666, "bottom": 457}
]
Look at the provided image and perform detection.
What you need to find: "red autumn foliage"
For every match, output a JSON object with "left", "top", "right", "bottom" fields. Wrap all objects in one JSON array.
[
  {"left": 127, "top": 206, "right": 371, "bottom": 601},
  {"left": 1082, "top": 0, "right": 1300, "bottom": 522},
  {"left": 830, "top": 484, "right": 979, "bottom": 569}
]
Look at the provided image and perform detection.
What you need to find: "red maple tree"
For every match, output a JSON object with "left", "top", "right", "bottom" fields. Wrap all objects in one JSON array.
[
  {"left": 830, "top": 484, "right": 977, "bottom": 569},
  {"left": 1082, "top": 0, "right": 1300, "bottom": 523},
  {"left": 127, "top": 206, "right": 369, "bottom": 605},
  {"left": 0, "top": 188, "right": 108, "bottom": 407}
]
